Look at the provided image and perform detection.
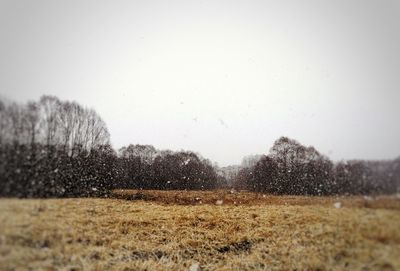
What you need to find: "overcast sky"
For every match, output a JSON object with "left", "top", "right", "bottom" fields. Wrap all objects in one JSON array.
[{"left": 1, "top": 0, "right": 400, "bottom": 166}]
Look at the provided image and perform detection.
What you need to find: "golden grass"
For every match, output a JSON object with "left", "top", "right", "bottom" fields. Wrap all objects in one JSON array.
[
  {"left": 0, "top": 191, "right": 399, "bottom": 271},
  {"left": 112, "top": 189, "right": 400, "bottom": 210}
]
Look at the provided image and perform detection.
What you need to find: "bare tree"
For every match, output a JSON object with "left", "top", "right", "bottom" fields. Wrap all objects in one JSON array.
[
  {"left": 86, "top": 108, "right": 110, "bottom": 150},
  {"left": 0, "top": 100, "right": 9, "bottom": 145},
  {"left": 24, "top": 101, "right": 41, "bottom": 150},
  {"left": 39, "top": 95, "right": 61, "bottom": 148},
  {"left": 119, "top": 144, "right": 157, "bottom": 163}
]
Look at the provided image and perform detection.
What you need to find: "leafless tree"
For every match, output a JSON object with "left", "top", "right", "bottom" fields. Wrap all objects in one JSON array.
[{"left": 39, "top": 95, "right": 61, "bottom": 148}]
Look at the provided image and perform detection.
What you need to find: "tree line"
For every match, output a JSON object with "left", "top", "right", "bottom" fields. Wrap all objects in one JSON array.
[
  {"left": 0, "top": 96, "right": 222, "bottom": 197},
  {"left": 234, "top": 137, "right": 400, "bottom": 195},
  {"left": 0, "top": 95, "right": 399, "bottom": 197}
]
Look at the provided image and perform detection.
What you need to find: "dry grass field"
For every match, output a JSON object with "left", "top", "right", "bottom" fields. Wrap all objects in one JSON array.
[{"left": 1, "top": 190, "right": 400, "bottom": 271}]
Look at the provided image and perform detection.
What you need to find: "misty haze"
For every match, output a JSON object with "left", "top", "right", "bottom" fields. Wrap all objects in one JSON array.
[{"left": 0, "top": 0, "right": 400, "bottom": 270}]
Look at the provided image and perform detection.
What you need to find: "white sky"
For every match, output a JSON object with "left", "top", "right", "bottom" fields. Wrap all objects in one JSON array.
[{"left": 1, "top": 0, "right": 400, "bottom": 166}]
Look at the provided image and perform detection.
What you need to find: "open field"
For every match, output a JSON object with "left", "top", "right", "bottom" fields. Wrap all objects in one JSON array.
[
  {"left": 112, "top": 189, "right": 400, "bottom": 209},
  {"left": 1, "top": 191, "right": 400, "bottom": 271}
]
